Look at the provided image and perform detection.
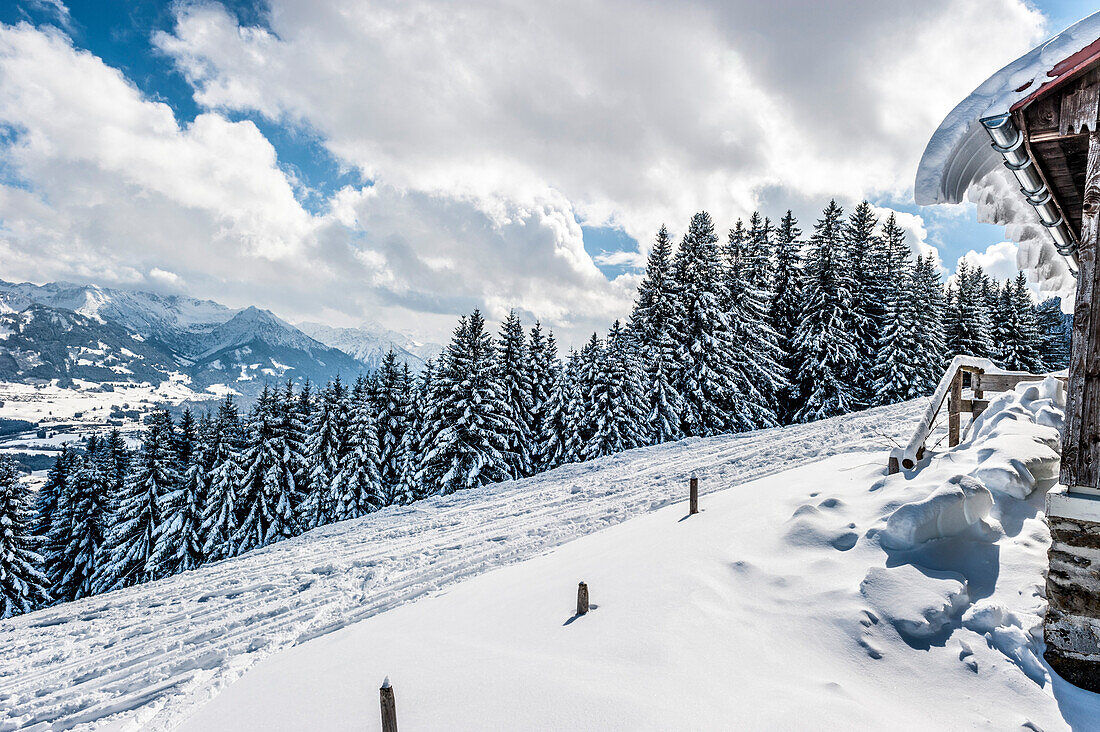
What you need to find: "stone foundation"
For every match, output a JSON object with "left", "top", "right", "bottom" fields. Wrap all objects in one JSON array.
[{"left": 1045, "top": 492, "right": 1100, "bottom": 692}]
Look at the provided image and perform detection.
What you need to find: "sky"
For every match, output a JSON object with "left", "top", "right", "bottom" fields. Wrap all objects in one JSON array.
[{"left": 0, "top": 0, "right": 1094, "bottom": 346}]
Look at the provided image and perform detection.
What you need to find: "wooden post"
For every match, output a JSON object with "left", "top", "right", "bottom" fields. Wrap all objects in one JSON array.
[
  {"left": 577, "top": 582, "right": 589, "bottom": 615},
  {"left": 887, "top": 456, "right": 900, "bottom": 475},
  {"left": 689, "top": 474, "right": 699, "bottom": 515},
  {"left": 1062, "top": 130, "right": 1100, "bottom": 496},
  {"left": 380, "top": 677, "right": 397, "bottom": 732},
  {"left": 948, "top": 368, "right": 963, "bottom": 447}
]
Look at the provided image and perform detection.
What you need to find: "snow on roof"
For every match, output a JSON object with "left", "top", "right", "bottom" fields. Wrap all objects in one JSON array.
[
  {"left": 915, "top": 12, "right": 1100, "bottom": 308},
  {"left": 916, "top": 12, "right": 1100, "bottom": 207}
]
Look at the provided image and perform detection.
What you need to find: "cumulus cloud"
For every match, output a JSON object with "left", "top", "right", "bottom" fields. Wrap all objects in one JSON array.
[{"left": 0, "top": 0, "right": 1053, "bottom": 343}]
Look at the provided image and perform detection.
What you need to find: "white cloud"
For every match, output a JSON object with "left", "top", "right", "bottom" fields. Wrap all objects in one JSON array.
[
  {"left": 0, "top": 1, "right": 1054, "bottom": 343},
  {"left": 959, "top": 241, "right": 1020, "bottom": 282},
  {"left": 156, "top": 0, "right": 1047, "bottom": 250}
]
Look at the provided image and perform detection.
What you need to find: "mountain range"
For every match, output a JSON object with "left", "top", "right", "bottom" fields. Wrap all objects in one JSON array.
[{"left": 0, "top": 280, "right": 440, "bottom": 399}]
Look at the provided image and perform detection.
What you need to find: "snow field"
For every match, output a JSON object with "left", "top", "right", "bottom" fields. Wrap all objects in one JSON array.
[
  {"left": 0, "top": 400, "right": 923, "bottom": 730},
  {"left": 182, "top": 377, "right": 1096, "bottom": 730}
]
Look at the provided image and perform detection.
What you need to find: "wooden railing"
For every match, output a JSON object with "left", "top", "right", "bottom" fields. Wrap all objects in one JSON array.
[{"left": 888, "top": 356, "right": 1065, "bottom": 474}]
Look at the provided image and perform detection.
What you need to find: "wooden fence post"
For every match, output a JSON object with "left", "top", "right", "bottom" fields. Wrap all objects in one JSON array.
[
  {"left": 689, "top": 474, "right": 699, "bottom": 515},
  {"left": 380, "top": 677, "right": 398, "bottom": 732},
  {"left": 577, "top": 582, "right": 589, "bottom": 615},
  {"left": 948, "top": 368, "right": 963, "bottom": 447}
]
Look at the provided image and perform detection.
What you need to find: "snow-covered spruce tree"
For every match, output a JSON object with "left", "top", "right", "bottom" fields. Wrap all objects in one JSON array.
[
  {"left": 421, "top": 310, "right": 516, "bottom": 494},
  {"left": 37, "top": 445, "right": 75, "bottom": 599},
  {"left": 201, "top": 396, "right": 244, "bottom": 561},
  {"left": 527, "top": 322, "right": 561, "bottom": 473},
  {"left": 0, "top": 456, "right": 50, "bottom": 617},
  {"left": 303, "top": 377, "right": 349, "bottom": 530},
  {"left": 551, "top": 348, "right": 584, "bottom": 466},
  {"left": 581, "top": 321, "right": 647, "bottom": 459},
  {"left": 770, "top": 210, "right": 804, "bottom": 423},
  {"left": 724, "top": 221, "right": 784, "bottom": 431},
  {"left": 998, "top": 272, "right": 1045, "bottom": 372},
  {"left": 373, "top": 351, "right": 410, "bottom": 504},
  {"left": 103, "top": 428, "right": 130, "bottom": 500},
  {"left": 943, "top": 259, "right": 993, "bottom": 360},
  {"left": 293, "top": 380, "right": 315, "bottom": 506},
  {"left": 94, "top": 411, "right": 178, "bottom": 592},
  {"left": 1035, "top": 297, "right": 1071, "bottom": 370},
  {"left": 496, "top": 310, "right": 534, "bottom": 479},
  {"left": 909, "top": 254, "right": 948, "bottom": 394},
  {"left": 234, "top": 386, "right": 299, "bottom": 554},
  {"left": 743, "top": 211, "right": 773, "bottom": 292},
  {"left": 841, "top": 201, "right": 881, "bottom": 408},
  {"left": 56, "top": 439, "right": 111, "bottom": 600},
  {"left": 669, "top": 211, "right": 740, "bottom": 436},
  {"left": 872, "top": 252, "right": 924, "bottom": 404},
  {"left": 152, "top": 408, "right": 208, "bottom": 576},
  {"left": 791, "top": 200, "right": 860, "bottom": 423},
  {"left": 399, "top": 359, "right": 436, "bottom": 504},
  {"left": 630, "top": 225, "right": 683, "bottom": 444},
  {"left": 336, "top": 376, "right": 384, "bottom": 520}
]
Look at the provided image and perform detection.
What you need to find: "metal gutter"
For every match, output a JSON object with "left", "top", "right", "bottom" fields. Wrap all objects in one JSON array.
[{"left": 980, "top": 112, "right": 1079, "bottom": 273}]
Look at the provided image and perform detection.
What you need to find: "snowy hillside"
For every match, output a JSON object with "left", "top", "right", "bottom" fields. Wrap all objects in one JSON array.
[
  {"left": 0, "top": 400, "right": 924, "bottom": 730},
  {"left": 182, "top": 378, "right": 1099, "bottom": 731}
]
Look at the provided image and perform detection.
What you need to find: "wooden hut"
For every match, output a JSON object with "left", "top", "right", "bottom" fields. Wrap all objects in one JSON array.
[{"left": 917, "top": 13, "right": 1100, "bottom": 691}]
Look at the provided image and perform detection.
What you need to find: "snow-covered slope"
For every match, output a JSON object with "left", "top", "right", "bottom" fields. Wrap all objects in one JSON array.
[
  {"left": 0, "top": 400, "right": 924, "bottom": 731},
  {"left": 185, "top": 378, "right": 1099, "bottom": 731}
]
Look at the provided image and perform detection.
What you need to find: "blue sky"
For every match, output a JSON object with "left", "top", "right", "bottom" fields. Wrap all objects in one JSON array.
[{"left": 0, "top": 0, "right": 1092, "bottom": 341}]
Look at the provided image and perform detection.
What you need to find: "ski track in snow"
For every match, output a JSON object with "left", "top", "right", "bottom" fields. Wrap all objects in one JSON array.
[{"left": 0, "top": 400, "right": 923, "bottom": 731}]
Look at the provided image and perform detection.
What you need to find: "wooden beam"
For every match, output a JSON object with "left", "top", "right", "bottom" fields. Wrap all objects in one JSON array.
[
  {"left": 1061, "top": 130, "right": 1100, "bottom": 492},
  {"left": 978, "top": 373, "right": 1066, "bottom": 393},
  {"left": 949, "top": 369, "right": 963, "bottom": 448}
]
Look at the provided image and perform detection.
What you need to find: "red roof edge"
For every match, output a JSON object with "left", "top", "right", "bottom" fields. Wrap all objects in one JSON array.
[{"left": 1010, "top": 35, "right": 1100, "bottom": 112}]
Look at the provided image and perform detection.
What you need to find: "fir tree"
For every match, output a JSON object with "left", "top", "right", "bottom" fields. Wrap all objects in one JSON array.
[
  {"left": 725, "top": 217, "right": 785, "bottom": 431},
  {"left": 0, "top": 456, "right": 50, "bottom": 617},
  {"left": 632, "top": 225, "right": 683, "bottom": 444},
  {"left": 580, "top": 322, "right": 647, "bottom": 459},
  {"left": 37, "top": 446, "right": 75, "bottom": 599},
  {"left": 95, "top": 412, "right": 177, "bottom": 591},
  {"left": 670, "top": 211, "right": 740, "bottom": 436},
  {"left": 770, "top": 210, "right": 804, "bottom": 423},
  {"left": 421, "top": 310, "right": 515, "bottom": 494},
  {"left": 842, "top": 201, "right": 881, "bottom": 407},
  {"left": 153, "top": 409, "right": 208, "bottom": 575},
  {"left": 998, "top": 272, "right": 1044, "bottom": 372},
  {"left": 560, "top": 349, "right": 586, "bottom": 464},
  {"left": 909, "top": 254, "right": 948, "bottom": 394},
  {"left": 527, "top": 322, "right": 561, "bottom": 472},
  {"left": 872, "top": 253, "right": 925, "bottom": 403},
  {"left": 303, "top": 377, "right": 349, "bottom": 529},
  {"left": 337, "top": 377, "right": 384, "bottom": 520},
  {"left": 374, "top": 352, "right": 410, "bottom": 504},
  {"left": 496, "top": 310, "right": 534, "bottom": 478},
  {"left": 399, "top": 359, "right": 436, "bottom": 504},
  {"left": 791, "top": 200, "right": 859, "bottom": 422},
  {"left": 1035, "top": 297, "right": 1071, "bottom": 371},
  {"left": 943, "top": 259, "right": 993, "bottom": 359},
  {"left": 234, "top": 386, "right": 300, "bottom": 553},
  {"left": 55, "top": 440, "right": 111, "bottom": 600},
  {"left": 202, "top": 396, "right": 244, "bottom": 561}
]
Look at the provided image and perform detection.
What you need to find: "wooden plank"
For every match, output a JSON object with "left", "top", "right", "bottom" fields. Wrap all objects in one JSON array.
[
  {"left": 949, "top": 370, "right": 962, "bottom": 448},
  {"left": 1061, "top": 130, "right": 1100, "bottom": 491},
  {"left": 978, "top": 373, "right": 1066, "bottom": 393},
  {"left": 1062, "top": 83, "right": 1100, "bottom": 137}
]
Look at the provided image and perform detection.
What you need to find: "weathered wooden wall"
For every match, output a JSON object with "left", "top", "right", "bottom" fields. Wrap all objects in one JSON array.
[{"left": 1060, "top": 131, "right": 1100, "bottom": 492}]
